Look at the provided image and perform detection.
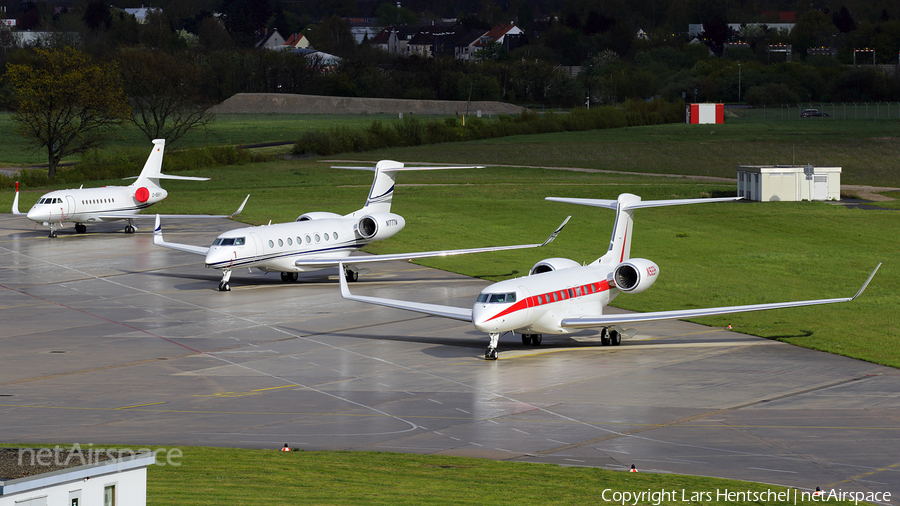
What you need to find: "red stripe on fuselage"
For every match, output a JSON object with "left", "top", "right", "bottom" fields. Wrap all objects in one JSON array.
[{"left": 484, "top": 279, "right": 612, "bottom": 322}]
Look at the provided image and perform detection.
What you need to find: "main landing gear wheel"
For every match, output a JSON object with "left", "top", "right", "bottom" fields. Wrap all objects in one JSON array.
[
  {"left": 600, "top": 327, "right": 621, "bottom": 346},
  {"left": 75, "top": 224, "right": 87, "bottom": 234},
  {"left": 521, "top": 334, "right": 542, "bottom": 346},
  {"left": 124, "top": 225, "right": 136, "bottom": 234},
  {"left": 344, "top": 267, "right": 359, "bottom": 282},
  {"left": 485, "top": 348, "right": 498, "bottom": 360},
  {"left": 280, "top": 272, "right": 299, "bottom": 283}
]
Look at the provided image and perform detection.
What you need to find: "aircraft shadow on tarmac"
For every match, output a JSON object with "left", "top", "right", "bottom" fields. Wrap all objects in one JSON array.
[
  {"left": 284, "top": 323, "right": 609, "bottom": 359},
  {"left": 131, "top": 267, "right": 492, "bottom": 290}
]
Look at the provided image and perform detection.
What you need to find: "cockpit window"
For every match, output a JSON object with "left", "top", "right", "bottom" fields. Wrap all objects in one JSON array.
[
  {"left": 477, "top": 292, "right": 516, "bottom": 304},
  {"left": 212, "top": 237, "right": 245, "bottom": 246}
]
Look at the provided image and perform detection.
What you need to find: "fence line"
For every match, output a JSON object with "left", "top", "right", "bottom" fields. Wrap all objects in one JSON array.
[{"left": 726, "top": 103, "right": 900, "bottom": 121}]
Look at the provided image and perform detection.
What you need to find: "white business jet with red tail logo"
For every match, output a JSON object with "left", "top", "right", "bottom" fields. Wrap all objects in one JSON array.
[
  {"left": 11, "top": 139, "right": 248, "bottom": 237},
  {"left": 339, "top": 192, "right": 881, "bottom": 360},
  {"left": 153, "top": 160, "right": 570, "bottom": 291}
]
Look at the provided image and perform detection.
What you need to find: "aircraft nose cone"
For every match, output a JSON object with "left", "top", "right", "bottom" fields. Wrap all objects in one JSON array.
[
  {"left": 27, "top": 208, "right": 50, "bottom": 223},
  {"left": 472, "top": 305, "right": 501, "bottom": 333},
  {"left": 205, "top": 248, "right": 235, "bottom": 268}
]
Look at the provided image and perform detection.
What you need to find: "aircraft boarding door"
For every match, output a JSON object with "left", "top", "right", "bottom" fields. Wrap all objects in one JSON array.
[
  {"left": 250, "top": 232, "right": 265, "bottom": 260},
  {"left": 65, "top": 195, "right": 76, "bottom": 219},
  {"left": 518, "top": 286, "right": 533, "bottom": 323},
  {"left": 813, "top": 175, "right": 828, "bottom": 200}
]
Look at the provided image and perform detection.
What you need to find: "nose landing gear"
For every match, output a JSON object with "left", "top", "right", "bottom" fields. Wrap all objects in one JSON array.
[{"left": 218, "top": 269, "right": 233, "bottom": 291}]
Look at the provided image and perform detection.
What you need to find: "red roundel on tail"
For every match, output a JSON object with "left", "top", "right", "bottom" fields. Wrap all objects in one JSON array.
[{"left": 135, "top": 187, "right": 150, "bottom": 202}]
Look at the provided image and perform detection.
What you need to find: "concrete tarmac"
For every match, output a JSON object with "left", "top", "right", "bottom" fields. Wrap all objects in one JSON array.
[{"left": 1, "top": 214, "right": 898, "bottom": 502}]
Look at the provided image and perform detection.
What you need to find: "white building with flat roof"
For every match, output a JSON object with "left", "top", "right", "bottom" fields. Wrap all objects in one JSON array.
[
  {"left": 0, "top": 449, "right": 155, "bottom": 506},
  {"left": 738, "top": 165, "right": 841, "bottom": 201}
]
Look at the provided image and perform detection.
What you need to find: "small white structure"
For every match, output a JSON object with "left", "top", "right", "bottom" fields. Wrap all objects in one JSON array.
[
  {"left": 687, "top": 103, "right": 723, "bottom": 124},
  {"left": 737, "top": 165, "right": 841, "bottom": 201},
  {"left": 0, "top": 449, "right": 155, "bottom": 506}
]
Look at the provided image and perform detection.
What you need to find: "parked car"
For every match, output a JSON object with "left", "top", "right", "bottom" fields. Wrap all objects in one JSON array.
[{"left": 801, "top": 109, "right": 830, "bottom": 117}]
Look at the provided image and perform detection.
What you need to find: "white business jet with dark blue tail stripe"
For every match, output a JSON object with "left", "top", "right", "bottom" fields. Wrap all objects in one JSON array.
[
  {"left": 339, "top": 192, "right": 880, "bottom": 360},
  {"left": 153, "top": 160, "right": 570, "bottom": 291},
  {"left": 11, "top": 139, "right": 248, "bottom": 237}
]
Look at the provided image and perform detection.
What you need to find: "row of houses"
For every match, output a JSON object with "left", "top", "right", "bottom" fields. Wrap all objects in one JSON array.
[
  {"left": 256, "top": 22, "right": 526, "bottom": 63},
  {"left": 369, "top": 23, "right": 524, "bottom": 61},
  {"left": 255, "top": 29, "right": 342, "bottom": 70}
]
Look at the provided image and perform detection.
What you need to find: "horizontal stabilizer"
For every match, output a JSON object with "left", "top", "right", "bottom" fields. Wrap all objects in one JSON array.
[
  {"left": 546, "top": 195, "right": 743, "bottom": 210},
  {"left": 124, "top": 174, "right": 210, "bottom": 181}
]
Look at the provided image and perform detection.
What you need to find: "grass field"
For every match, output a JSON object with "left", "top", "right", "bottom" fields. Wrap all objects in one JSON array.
[
  {"left": 0, "top": 113, "right": 404, "bottom": 167},
  {"left": 142, "top": 447, "right": 851, "bottom": 506}
]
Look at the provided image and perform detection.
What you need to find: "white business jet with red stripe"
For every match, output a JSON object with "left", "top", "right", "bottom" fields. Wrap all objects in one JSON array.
[
  {"left": 339, "top": 192, "right": 880, "bottom": 359},
  {"left": 153, "top": 160, "right": 570, "bottom": 291},
  {"left": 11, "top": 139, "right": 248, "bottom": 237}
]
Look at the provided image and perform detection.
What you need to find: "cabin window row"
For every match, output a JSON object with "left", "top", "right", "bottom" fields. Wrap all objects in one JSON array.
[
  {"left": 81, "top": 198, "right": 115, "bottom": 204},
  {"left": 268, "top": 232, "right": 339, "bottom": 249},
  {"left": 532, "top": 282, "right": 603, "bottom": 306}
]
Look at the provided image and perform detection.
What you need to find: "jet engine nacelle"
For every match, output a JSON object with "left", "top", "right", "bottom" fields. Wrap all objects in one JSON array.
[
  {"left": 529, "top": 257, "right": 581, "bottom": 275},
  {"left": 355, "top": 212, "right": 406, "bottom": 240},
  {"left": 613, "top": 258, "right": 659, "bottom": 294},
  {"left": 296, "top": 212, "right": 343, "bottom": 222}
]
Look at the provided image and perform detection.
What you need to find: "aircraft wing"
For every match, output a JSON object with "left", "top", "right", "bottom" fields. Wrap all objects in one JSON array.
[
  {"left": 152, "top": 215, "right": 211, "bottom": 256},
  {"left": 97, "top": 194, "right": 250, "bottom": 221},
  {"left": 561, "top": 263, "right": 881, "bottom": 329},
  {"left": 338, "top": 262, "right": 473, "bottom": 322},
  {"left": 296, "top": 216, "right": 570, "bottom": 267}
]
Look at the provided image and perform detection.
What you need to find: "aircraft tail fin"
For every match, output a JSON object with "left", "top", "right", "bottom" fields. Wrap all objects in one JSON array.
[
  {"left": 332, "top": 160, "right": 484, "bottom": 214},
  {"left": 129, "top": 139, "right": 209, "bottom": 188},
  {"left": 132, "top": 139, "right": 166, "bottom": 187},
  {"left": 545, "top": 194, "right": 743, "bottom": 265},
  {"left": 363, "top": 160, "right": 405, "bottom": 213}
]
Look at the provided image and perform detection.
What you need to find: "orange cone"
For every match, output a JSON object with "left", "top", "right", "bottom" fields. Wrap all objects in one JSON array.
[
  {"left": 630, "top": 464, "right": 638, "bottom": 472},
  {"left": 280, "top": 444, "right": 291, "bottom": 452}
]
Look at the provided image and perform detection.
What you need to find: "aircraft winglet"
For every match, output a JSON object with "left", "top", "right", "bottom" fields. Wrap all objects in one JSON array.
[
  {"left": 152, "top": 215, "right": 211, "bottom": 256},
  {"left": 338, "top": 262, "right": 473, "bottom": 321},
  {"left": 851, "top": 262, "right": 881, "bottom": 300},
  {"left": 541, "top": 216, "right": 570, "bottom": 246},
  {"left": 11, "top": 182, "right": 24, "bottom": 215},
  {"left": 230, "top": 194, "right": 250, "bottom": 217}
]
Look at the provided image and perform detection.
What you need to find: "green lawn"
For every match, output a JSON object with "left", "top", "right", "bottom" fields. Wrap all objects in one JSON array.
[
  {"left": 143, "top": 447, "right": 850, "bottom": 506},
  {"left": 0, "top": 113, "right": 404, "bottom": 167}
]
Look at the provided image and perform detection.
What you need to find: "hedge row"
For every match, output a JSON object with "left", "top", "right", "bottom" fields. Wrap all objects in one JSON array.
[
  {"left": 292, "top": 99, "right": 684, "bottom": 156},
  {"left": 1, "top": 145, "right": 269, "bottom": 190}
]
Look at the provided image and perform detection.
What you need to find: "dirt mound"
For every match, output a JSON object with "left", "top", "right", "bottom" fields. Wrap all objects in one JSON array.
[{"left": 213, "top": 93, "right": 526, "bottom": 116}]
